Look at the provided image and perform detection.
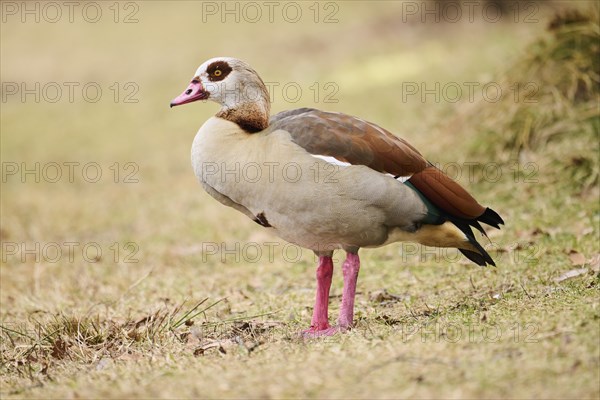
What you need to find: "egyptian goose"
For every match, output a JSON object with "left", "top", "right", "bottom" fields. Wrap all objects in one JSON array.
[{"left": 170, "top": 57, "right": 504, "bottom": 337}]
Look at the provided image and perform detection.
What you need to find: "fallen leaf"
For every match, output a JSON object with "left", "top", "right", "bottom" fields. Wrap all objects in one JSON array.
[
  {"left": 513, "top": 241, "right": 535, "bottom": 251},
  {"left": 185, "top": 330, "right": 201, "bottom": 347},
  {"left": 194, "top": 339, "right": 237, "bottom": 356},
  {"left": 516, "top": 227, "right": 560, "bottom": 239},
  {"left": 554, "top": 268, "right": 588, "bottom": 283},
  {"left": 587, "top": 254, "right": 600, "bottom": 273},
  {"left": 193, "top": 341, "right": 222, "bottom": 356},
  {"left": 568, "top": 251, "right": 586, "bottom": 266},
  {"left": 368, "top": 289, "right": 405, "bottom": 303},
  {"left": 50, "top": 337, "right": 70, "bottom": 359}
]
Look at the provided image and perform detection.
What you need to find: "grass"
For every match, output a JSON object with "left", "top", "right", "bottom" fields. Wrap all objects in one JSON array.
[
  {"left": 1, "top": 1, "right": 599, "bottom": 399},
  {"left": 453, "top": 5, "right": 600, "bottom": 192}
]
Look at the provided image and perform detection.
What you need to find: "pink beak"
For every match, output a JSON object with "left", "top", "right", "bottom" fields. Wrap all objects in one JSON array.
[{"left": 170, "top": 80, "right": 209, "bottom": 108}]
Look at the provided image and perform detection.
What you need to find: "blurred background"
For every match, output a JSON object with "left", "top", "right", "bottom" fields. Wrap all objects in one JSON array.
[{"left": 1, "top": 1, "right": 598, "bottom": 398}]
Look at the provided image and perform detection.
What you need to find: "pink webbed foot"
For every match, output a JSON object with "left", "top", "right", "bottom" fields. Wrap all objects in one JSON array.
[{"left": 301, "top": 325, "right": 341, "bottom": 338}]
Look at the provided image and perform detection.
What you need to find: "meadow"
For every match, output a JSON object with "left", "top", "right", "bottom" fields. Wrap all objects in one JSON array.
[{"left": 1, "top": 1, "right": 599, "bottom": 398}]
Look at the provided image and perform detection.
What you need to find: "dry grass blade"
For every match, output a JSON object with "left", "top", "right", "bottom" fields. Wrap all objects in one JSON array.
[{"left": 168, "top": 298, "right": 210, "bottom": 330}]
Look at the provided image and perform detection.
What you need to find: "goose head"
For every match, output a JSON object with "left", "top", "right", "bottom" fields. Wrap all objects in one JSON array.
[{"left": 170, "top": 57, "right": 270, "bottom": 132}]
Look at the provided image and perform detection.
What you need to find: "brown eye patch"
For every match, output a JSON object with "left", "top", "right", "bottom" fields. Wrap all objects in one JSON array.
[{"left": 206, "top": 61, "right": 232, "bottom": 82}]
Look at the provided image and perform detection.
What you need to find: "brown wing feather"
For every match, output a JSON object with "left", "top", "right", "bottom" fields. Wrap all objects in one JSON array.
[
  {"left": 269, "top": 109, "right": 427, "bottom": 176},
  {"left": 407, "top": 167, "right": 485, "bottom": 219},
  {"left": 268, "top": 108, "right": 486, "bottom": 220}
]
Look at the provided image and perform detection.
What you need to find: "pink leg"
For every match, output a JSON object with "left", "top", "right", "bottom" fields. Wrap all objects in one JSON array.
[
  {"left": 338, "top": 253, "right": 360, "bottom": 329},
  {"left": 302, "top": 253, "right": 361, "bottom": 338},
  {"left": 302, "top": 256, "right": 337, "bottom": 337}
]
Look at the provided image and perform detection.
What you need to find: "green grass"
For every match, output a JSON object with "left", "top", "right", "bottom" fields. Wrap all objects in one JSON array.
[{"left": 1, "top": 2, "right": 599, "bottom": 399}]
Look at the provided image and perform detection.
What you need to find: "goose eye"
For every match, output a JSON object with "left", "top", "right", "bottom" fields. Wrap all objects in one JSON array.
[{"left": 214, "top": 70, "right": 222, "bottom": 77}]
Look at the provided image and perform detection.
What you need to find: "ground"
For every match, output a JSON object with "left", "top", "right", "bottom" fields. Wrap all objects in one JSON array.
[{"left": 1, "top": 1, "right": 599, "bottom": 399}]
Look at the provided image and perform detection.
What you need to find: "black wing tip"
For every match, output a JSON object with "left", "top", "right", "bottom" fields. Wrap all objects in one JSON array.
[
  {"left": 470, "top": 233, "right": 496, "bottom": 266},
  {"left": 454, "top": 224, "right": 497, "bottom": 267},
  {"left": 478, "top": 207, "right": 505, "bottom": 229},
  {"left": 459, "top": 249, "right": 496, "bottom": 267}
]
